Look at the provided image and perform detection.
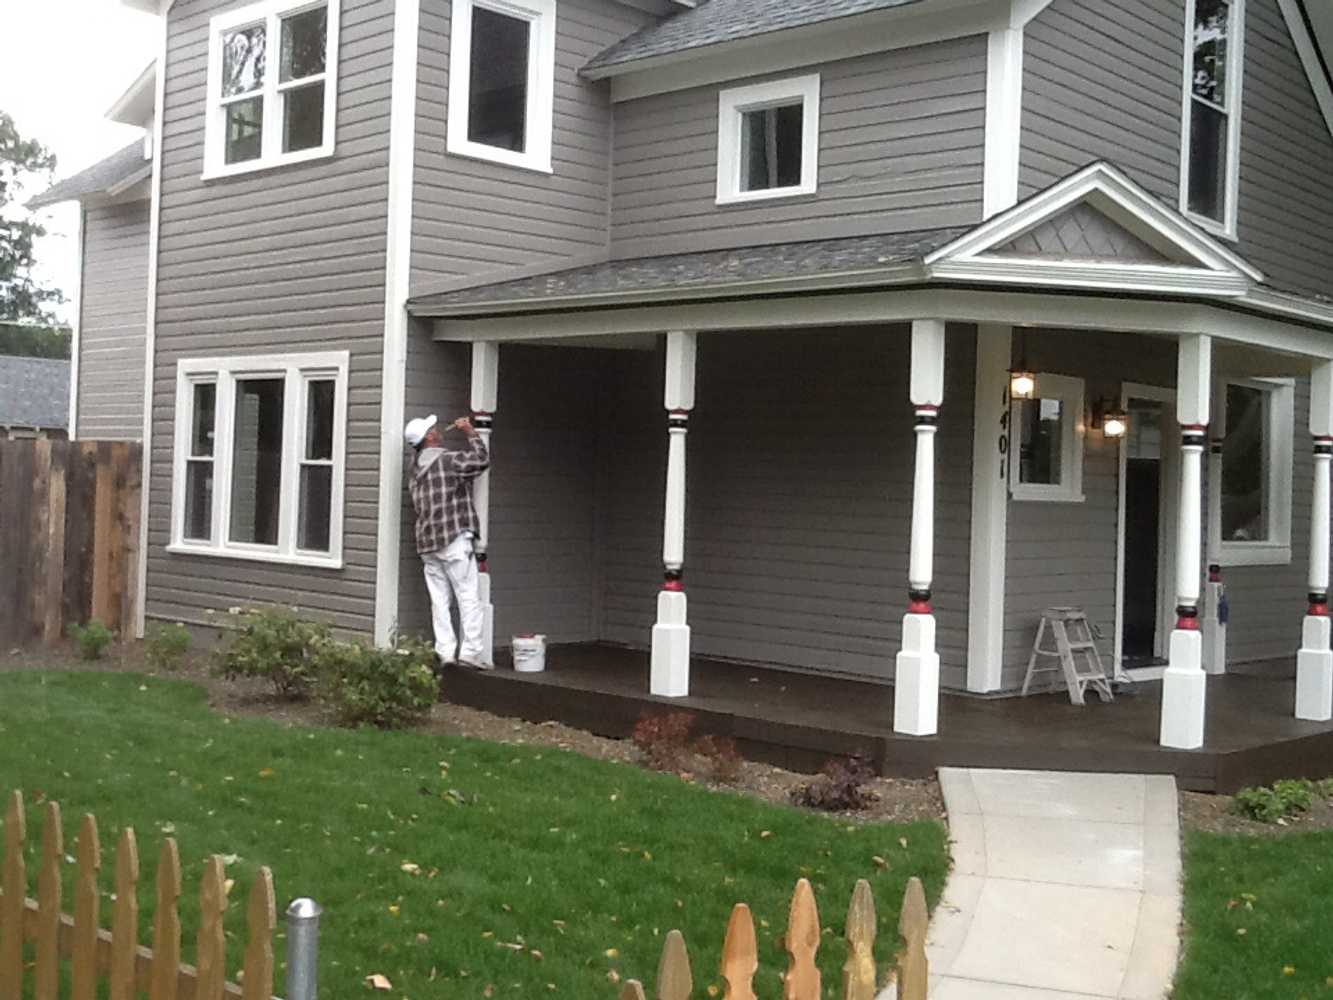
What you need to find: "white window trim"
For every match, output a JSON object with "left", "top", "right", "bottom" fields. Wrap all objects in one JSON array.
[
  {"left": 1008, "top": 372, "right": 1086, "bottom": 503},
  {"left": 1178, "top": 0, "right": 1245, "bottom": 241},
  {"left": 202, "top": 0, "right": 341, "bottom": 181},
  {"left": 1211, "top": 375, "right": 1293, "bottom": 566},
  {"left": 446, "top": 0, "right": 556, "bottom": 174},
  {"left": 169, "top": 351, "right": 349, "bottom": 569},
  {"left": 715, "top": 73, "right": 820, "bottom": 206}
]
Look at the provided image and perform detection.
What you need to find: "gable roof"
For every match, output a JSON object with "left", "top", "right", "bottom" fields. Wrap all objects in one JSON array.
[
  {"left": 583, "top": 0, "right": 927, "bottom": 75},
  {"left": 0, "top": 356, "right": 70, "bottom": 430},
  {"left": 27, "top": 141, "right": 151, "bottom": 209}
]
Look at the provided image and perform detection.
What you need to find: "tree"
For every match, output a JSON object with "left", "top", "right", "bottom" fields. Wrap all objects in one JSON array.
[{"left": 1, "top": 110, "right": 64, "bottom": 325}]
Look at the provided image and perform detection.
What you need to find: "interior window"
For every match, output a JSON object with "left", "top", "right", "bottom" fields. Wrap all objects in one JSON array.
[
  {"left": 280, "top": 5, "right": 328, "bottom": 153},
  {"left": 184, "top": 383, "right": 217, "bottom": 541},
  {"left": 229, "top": 378, "right": 286, "bottom": 546},
  {"left": 468, "top": 6, "right": 530, "bottom": 153},
  {"left": 299, "top": 379, "right": 336, "bottom": 551},
  {"left": 221, "top": 23, "right": 266, "bottom": 164},
  {"left": 740, "top": 103, "right": 804, "bottom": 192},
  {"left": 1185, "top": 0, "right": 1236, "bottom": 225},
  {"left": 1220, "top": 383, "right": 1268, "bottom": 541},
  {"left": 1017, "top": 398, "right": 1065, "bottom": 486}
]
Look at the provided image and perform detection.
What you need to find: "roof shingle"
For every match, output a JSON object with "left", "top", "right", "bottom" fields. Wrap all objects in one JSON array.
[{"left": 27, "top": 141, "right": 150, "bottom": 209}]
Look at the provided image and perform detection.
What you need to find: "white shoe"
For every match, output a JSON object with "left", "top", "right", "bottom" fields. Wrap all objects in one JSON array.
[{"left": 459, "top": 657, "right": 493, "bottom": 671}]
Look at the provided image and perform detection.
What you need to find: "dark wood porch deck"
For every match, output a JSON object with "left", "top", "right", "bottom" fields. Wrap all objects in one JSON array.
[{"left": 443, "top": 643, "right": 1333, "bottom": 793}]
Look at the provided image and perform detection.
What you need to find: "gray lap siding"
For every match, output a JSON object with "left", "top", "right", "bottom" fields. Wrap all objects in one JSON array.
[{"left": 145, "top": 0, "right": 394, "bottom": 633}]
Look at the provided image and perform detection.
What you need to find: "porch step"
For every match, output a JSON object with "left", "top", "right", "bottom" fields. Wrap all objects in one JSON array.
[{"left": 1023, "top": 607, "right": 1115, "bottom": 706}]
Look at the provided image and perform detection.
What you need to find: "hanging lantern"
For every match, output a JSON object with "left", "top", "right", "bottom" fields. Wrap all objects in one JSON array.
[
  {"left": 1010, "top": 370, "right": 1036, "bottom": 400},
  {"left": 1103, "top": 408, "right": 1129, "bottom": 438}
]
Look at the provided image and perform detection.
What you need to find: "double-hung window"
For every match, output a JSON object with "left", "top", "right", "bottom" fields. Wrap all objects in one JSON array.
[
  {"left": 171, "top": 352, "right": 349, "bottom": 567},
  {"left": 1009, "top": 373, "right": 1086, "bottom": 502},
  {"left": 1180, "top": 0, "right": 1245, "bottom": 238},
  {"left": 447, "top": 0, "right": 557, "bottom": 173},
  {"left": 716, "top": 74, "right": 820, "bottom": 205},
  {"left": 204, "top": 0, "right": 340, "bottom": 178},
  {"left": 1212, "top": 377, "right": 1293, "bottom": 565}
]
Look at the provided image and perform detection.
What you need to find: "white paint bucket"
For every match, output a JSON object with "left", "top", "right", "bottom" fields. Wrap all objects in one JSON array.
[{"left": 511, "top": 634, "right": 547, "bottom": 673}]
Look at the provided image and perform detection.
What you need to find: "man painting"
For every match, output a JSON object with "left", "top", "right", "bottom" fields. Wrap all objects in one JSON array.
[{"left": 404, "top": 413, "right": 491, "bottom": 668}]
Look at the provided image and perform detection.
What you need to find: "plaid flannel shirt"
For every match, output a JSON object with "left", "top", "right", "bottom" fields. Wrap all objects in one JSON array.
[{"left": 409, "top": 434, "right": 490, "bottom": 554}]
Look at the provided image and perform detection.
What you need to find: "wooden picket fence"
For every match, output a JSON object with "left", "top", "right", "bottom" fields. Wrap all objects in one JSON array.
[
  {"left": 0, "top": 438, "right": 142, "bottom": 648},
  {"left": 0, "top": 790, "right": 279, "bottom": 1000},
  {"left": 618, "top": 876, "right": 929, "bottom": 1000}
]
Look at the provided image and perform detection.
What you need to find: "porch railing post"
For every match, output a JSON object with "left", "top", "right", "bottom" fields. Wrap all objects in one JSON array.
[
  {"left": 895, "top": 319, "right": 945, "bottom": 737},
  {"left": 471, "top": 342, "right": 499, "bottom": 664},
  {"left": 1296, "top": 361, "right": 1333, "bottom": 721},
  {"left": 1161, "top": 333, "right": 1211, "bottom": 749},
  {"left": 651, "top": 330, "right": 697, "bottom": 698},
  {"left": 1201, "top": 434, "right": 1227, "bottom": 675}
]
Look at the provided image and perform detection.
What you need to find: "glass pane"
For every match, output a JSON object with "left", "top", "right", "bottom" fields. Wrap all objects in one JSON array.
[
  {"left": 740, "top": 103, "right": 804, "bottom": 191},
  {"left": 1188, "top": 101, "right": 1226, "bottom": 222},
  {"left": 283, "top": 81, "right": 325, "bottom": 152},
  {"left": 191, "top": 382, "right": 216, "bottom": 457},
  {"left": 1125, "top": 400, "right": 1163, "bottom": 460},
  {"left": 229, "top": 378, "right": 285, "bottom": 546},
  {"left": 281, "top": 5, "right": 327, "bottom": 81},
  {"left": 1017, "top": 398, "right": 1064, "bottom": 486},
  {"left": 299, "top": 465, "right": 333, "bottom": 551},
  {"left": 184, "top": 461, "right": 213, "bottom": 541},
  {"left": 222, "top": 23, "right": 266, "bottom": 97},
  {"left": 1192, "top": 0, "right": 1229, "bottom": 106},
  {"left": 225, "top": 97, "right": 265, "bottom": 164},
  {"left": 467, "top": 6, "right": 530, "bottom": 152},
  {"left": 1221, "top": 384, "right": 1268, "bottom": 541},
  {"left": 305, "top": 379, "right": 335, "bottom": 460}
]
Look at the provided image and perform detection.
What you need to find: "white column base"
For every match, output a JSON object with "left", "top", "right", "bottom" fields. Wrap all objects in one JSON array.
[
  {"left": 894, "top": 613, "right": 939, "bottom": 737},
  {"left": 478, "top": 571, "right": 495, "bottom": 666},
  {"left": 1202, "top": 581, "right": 1226, "bottom": 675},
  {"left": 1159, "top": 629, "right": 1206, "bottom": 749},
  {"left": 1295, "top": 615, "right": 1333, "bottom": 722},
  {"left": 650, "top": 590, "right": 690, "bottom": 698}
]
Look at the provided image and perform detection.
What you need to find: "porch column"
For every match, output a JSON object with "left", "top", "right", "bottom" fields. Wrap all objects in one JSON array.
[
  {"left": 651, "top": 330, "right": 697, "bottom": 698},
  {"left": 471, "top": 342, "right": 499, "bottom": 664},
  {"left": 1202, "top": 434, "right": 1227, "bottom": 675},
  {"left": 1160, "top": 334, "right": 1211, "bottom": 749},
  {"left": 1296, "top": 361, "right": 1333, "bottom": 721},
  {"left": 894, "top": 319, "right": 945, "bottom": 737}
]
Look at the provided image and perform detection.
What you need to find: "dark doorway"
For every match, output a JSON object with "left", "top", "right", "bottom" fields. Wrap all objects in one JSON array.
[{"left": 1120, "top": 399, "right": 1167, "bottom": 667}]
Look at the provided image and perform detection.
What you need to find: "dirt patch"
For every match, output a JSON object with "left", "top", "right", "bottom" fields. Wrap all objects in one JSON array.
[
  {"left": 0, "top": 643, "right": 945, "bottom": 826},
  {"left": 1180, "top": 790, "right": 1333, "bottom": 836}
]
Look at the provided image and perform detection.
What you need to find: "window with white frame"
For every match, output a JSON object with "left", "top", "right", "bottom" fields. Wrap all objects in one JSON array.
[
  {"left": 171, "top": 352, "right": 348, "bottom": 567},
  {"left": 716, "top": 74, "right": 820, "bottom": 205},
  {"left": 1213, "top": 377, "right": 1293, "bottom": 564},
  {"left": 1009, "top": 373, "right": 1085, "bottom": 502},
  {"left": 446, "top": 0, "right": 556, "bottom": 173},
  {"left": 1180, "top": 0, "right": 1244, "bottom": 237},
  {"left": 203, "top": 0, "right": 340, "bottom": 179}
]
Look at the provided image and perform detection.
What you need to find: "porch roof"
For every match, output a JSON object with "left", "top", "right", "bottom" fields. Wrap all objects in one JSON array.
[{"left": 27, "top": 141, "right": 150, "bottom": 209}]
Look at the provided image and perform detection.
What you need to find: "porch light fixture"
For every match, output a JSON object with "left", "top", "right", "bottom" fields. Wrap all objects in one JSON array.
[
  {"left": 1010, "top": 330, "right": 1036, "bottom": 400},
  {"left": 1091, "top": 397, "right": 1129, "bottom": 439}
]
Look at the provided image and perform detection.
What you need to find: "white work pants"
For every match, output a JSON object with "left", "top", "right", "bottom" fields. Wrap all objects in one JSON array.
[{"left": 421, "top": 533, "right": 485, "bottom": 663}]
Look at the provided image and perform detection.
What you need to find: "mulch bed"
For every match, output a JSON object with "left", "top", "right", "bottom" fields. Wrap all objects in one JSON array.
[
  {"left": 0, "top": 641, "right": 945, "bottom": 826},
  {"left": 1179, "top": 790, "right": 1333, "bottom": 836}
]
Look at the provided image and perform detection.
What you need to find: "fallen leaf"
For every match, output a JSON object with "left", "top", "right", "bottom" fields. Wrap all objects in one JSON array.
[
  {"left": 365, "top": 974, "right": 392, "bottom": 991},
  {"left": 401, "top": 862, "right": 422, "bottom": 876},
  {"left": 606, "top": 971, "right": 621, "bottom": 985},
  {"left": 899, "top": 837, "right": 910, "bottom": 849},
  {"left": 258, "top": 768, "right": 275, "bottom": 778},
  {"left": 872, "top": 856, "right": 889, "bottom": 870},
  {"left": 604, "top": 948, "right": 619, "bottom": 959},
  {"left": 1282, "top": 966, "right": 1295, "bottom": 976},
  {"left": 387, "top": 904, "right": 400, "bottom": 917},
  {"left": 759, "top": 830, "right": 773, "bottom": 840}
]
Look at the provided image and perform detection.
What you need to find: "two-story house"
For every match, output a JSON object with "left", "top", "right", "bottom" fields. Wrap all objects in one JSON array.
[{"left": 38, "top": 0, "right": 1333, "bottom": 761}]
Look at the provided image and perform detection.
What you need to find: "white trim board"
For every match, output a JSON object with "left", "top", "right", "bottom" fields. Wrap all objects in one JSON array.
[
  {"left": 68, "top": 206, "right": 85, "bottom": 440},
  {"left": 714, "top": 74, "right": 820, "bottom": 205},
  {"left": 983, "top": 27, "right": 1023, "bottom": 219},
  {"left": 373, "top": 0, "right": 422, "bottom": 646},
  {"left": 1277, "top": 0, "right": 1333, "bottom": 141}
]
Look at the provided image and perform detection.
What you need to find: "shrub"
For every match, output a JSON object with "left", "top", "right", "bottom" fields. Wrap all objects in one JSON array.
[
  {"left": 1233, "top": 778, "right": 1316, "bottom": 823},
  {"left": 791, "top": 754, "right": 880, "bottom": 812},
  {"left": 316, "top": 637, "right": 438, "bottom": 728},
  {"left": 693, "top": 734, "right": 745, "bottom": 785},
  {"left": 632, "top": 711, "right": 696, "bottom": 773},
  {"left": 145, "top": 622, "right": 192, "bottom": 671},
  {"left": 212, "top": 607, "right": 330, "bottom": 699},
  {"left": 68, "top": 620, "right": 114, "bottom": 661}
]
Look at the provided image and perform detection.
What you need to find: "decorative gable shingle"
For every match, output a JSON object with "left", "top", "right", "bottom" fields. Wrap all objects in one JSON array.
[{"left": 992, "top": 203, "right": 1171, "bottom": 264}]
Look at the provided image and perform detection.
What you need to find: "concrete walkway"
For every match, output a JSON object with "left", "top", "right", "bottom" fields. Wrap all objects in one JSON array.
[{"left": 923, "top": 768, "right": 1182, "bottom": 1000}]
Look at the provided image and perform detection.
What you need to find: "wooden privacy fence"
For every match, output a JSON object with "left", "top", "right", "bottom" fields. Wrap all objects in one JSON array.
[
  {"left": 618, "top": 876, "right": 929, "bottom": 1000},
  {"left": 0, "top": 439, "right": 142, "bottom": 648},
  {"left": 1, "top": 790, "right": 279, "bottom": 1000}
]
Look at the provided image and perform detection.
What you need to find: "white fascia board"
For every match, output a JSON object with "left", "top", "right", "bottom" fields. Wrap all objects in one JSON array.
[
  {"left": 983, "top": 27, "right": 1023, "bottom": 219},
  {"left": 927, "top": 258, "right": 1252, "bottom": 296},
  {"left": 603, "top": 0, "right": 1010, "bottom": 102},
  {"left": 926, "top": 161, "right": 1265, "bottom": 282},
  {"left": 1276, "top": 0, "right": 1333, "bottom": 140},
  {"left": 105, "top": 62, "right": 157, "bottom": 126}
]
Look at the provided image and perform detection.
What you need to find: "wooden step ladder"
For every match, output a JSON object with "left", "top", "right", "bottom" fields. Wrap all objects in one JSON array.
[{"left": 1022, "top": 607, "right": 1114, "bottom": 705}]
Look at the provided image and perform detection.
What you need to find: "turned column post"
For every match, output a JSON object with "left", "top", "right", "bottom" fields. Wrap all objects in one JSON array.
[
  {"left": 894, "top": 319, "right": 945, "bottom": 737},
  {"left": 1202, "top": 433, "right": 1227, "bottom": 675},
  {"left": 471, "top": 341, "right": 499, "bottom": 664},
  {"left": 1296, "top": 361, "right": 1333, "bottom": 721},
  {"left": 651, "top": 330, "right": 697, "bottom": 697},
  {"left": 1161, "top": 334, "right": 1211, "bottom": 749}
]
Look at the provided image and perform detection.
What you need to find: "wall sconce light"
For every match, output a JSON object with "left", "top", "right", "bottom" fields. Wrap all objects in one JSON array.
[
  {"left": 1092, "top": 398, "right": 1129, "bottom": 438},
  {"left": 1009, "top": 330, "right": 1036, "bottom": 400}
]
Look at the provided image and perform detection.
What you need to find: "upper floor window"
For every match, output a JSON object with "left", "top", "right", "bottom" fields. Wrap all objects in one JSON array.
[
  {"left": 203, "top": 0, "right": 341, "bottom": 179},
  {"left": 447, "top": 0, "right": 556, "bottom": 173},
  {"left": 716, "top": 74, "right": 820, "bottom": 205},
  {"left": 1180, "top": 0, "right": 1245, "bottom": 238},
  {"left": 1212, "top": 377, "right": 1293, "bottom": 565}
]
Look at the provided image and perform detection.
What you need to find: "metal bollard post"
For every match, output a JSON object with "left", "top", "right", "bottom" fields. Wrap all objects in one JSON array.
[{"left": 285, "top": 898, "right": 323, "bottom": 1000}]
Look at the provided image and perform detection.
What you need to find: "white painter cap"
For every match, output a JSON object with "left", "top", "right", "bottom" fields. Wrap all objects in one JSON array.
[{"left": 404, "top": 414, "right": 438, "bottom": 448}]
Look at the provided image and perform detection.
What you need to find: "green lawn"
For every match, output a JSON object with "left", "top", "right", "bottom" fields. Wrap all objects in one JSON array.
[
  {"left": 0, "top": 671, "right": 947, "bottom": 999},
  {"left": 1174, "top": 829, "right": 1333, "bottom": 999}
]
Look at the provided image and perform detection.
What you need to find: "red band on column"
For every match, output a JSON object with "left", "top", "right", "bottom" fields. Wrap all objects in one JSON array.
[
  {"left": 1310, "top": 602, "right": 1329, "bottom": 617},
  {"left": 909, "top": 599, "right": 932, "bottom": 614},
  {"left": 663, "top": 580, "right": 684, "bottom": 592},
  {"left": 1175, "top": 616, "right": 1200, "bottom": 630}
]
